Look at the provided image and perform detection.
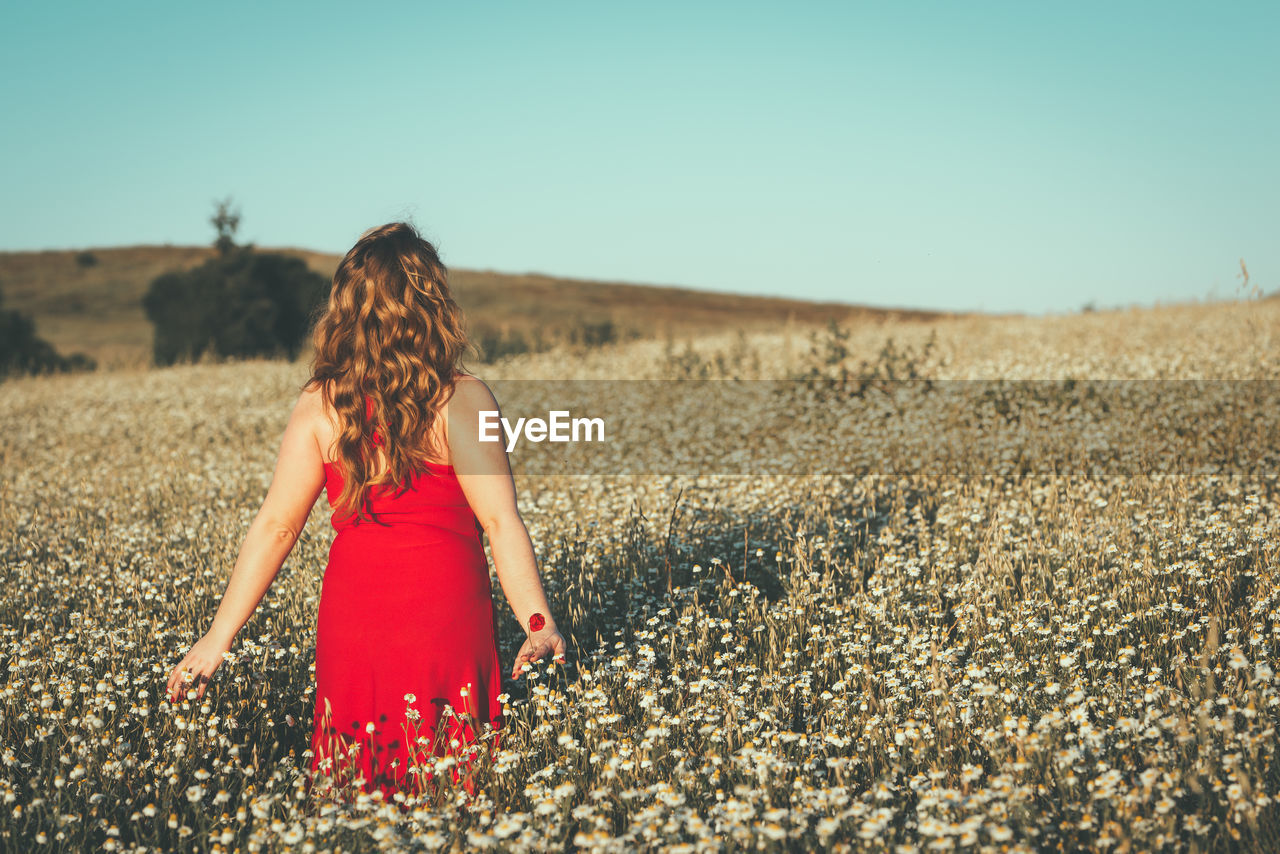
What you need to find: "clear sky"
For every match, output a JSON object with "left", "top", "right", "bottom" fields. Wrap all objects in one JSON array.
[{"left": 2, "top": 1, "right": 1275, "bottom": 313}]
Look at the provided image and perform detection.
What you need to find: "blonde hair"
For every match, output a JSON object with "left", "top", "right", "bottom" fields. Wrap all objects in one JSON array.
[{"left": 305, "top": 222, "right": 470, "bottom": 524}]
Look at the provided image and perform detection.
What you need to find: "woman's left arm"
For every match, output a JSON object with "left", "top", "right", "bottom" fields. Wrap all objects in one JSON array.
[{"left": 165, "top": 388, "right": 326, "bottom": 702}]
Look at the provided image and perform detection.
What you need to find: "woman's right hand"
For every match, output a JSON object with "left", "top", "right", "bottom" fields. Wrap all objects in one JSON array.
[
  {"left": 165, "top": 632, "right": 232, "bottom": 703},
  {"left": 511, "top": 627, "right": 567, "bottom": 679}
]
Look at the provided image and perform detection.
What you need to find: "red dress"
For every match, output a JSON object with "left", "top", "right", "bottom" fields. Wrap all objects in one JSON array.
[{"left": 308, "top": 431, "right": 504, "bottom": 802}]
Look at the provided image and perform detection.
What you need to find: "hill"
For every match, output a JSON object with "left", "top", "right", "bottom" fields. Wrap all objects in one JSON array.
[{"left": 0, "top": 245, "right": 947, "bottom": 369}]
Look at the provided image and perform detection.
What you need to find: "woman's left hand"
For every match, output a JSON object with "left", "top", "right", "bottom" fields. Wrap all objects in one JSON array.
[
  {"left": 165, "top": 632, "right": 232, "bottom": 702},
  {"left": 511, "top": 629, "right": 567, "bottom": 679}
]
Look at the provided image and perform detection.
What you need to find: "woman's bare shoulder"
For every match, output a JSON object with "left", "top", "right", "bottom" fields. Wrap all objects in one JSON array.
[
  {"left": 296, "top": 380, "right": 339, "bottom": 460},
  {"left": 448, "top": 372, "right": 498, "bottom": 411},
  {"left": 297, "top": 380, "right": 334, "bottom": 418}
]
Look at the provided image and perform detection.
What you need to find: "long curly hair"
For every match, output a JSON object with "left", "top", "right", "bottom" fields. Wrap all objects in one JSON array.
[{"left": 305, "top": 222, "right": 470, "bottom": 525}]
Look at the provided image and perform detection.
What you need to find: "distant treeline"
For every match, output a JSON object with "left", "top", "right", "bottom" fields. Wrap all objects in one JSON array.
[{"left": 3, "top": 200, "right": 929, "bottom": 373}]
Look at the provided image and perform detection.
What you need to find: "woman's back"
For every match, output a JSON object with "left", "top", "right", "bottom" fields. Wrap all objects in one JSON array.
[{"left": 314, "top": 382, "right": 476, "bottom": 530}]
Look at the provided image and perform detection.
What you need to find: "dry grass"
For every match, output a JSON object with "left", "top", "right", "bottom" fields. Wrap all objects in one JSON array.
[{"left": 0, "top": 298, "right": 1277, "bottom": 852}]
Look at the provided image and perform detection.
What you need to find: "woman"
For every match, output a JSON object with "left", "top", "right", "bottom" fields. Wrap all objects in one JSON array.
[{"left": 164, "top": 222, "right": 566, "bottom": 801}]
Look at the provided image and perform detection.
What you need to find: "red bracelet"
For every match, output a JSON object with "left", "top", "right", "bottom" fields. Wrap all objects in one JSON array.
[{"left": 528, "top": 613, "right": 546, "bottom": 632}]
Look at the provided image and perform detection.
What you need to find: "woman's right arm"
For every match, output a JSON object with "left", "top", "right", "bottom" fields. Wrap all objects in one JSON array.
[
  {"left": 165, "top": 387, "right": 326, "bottom": 702},
  {"left": 448, "top": 375, "right": 567, "bottom": 678}
]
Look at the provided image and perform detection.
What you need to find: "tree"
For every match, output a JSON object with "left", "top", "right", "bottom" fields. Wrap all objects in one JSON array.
[
  {"left": 0, "top": 285, "right": 97, "bottom": 379},
  {"left": 211, "top": 197, "right": 242, "bottom": 256},
  {"left": 143, "top": 202, "right": 330, "bottom": 366}
]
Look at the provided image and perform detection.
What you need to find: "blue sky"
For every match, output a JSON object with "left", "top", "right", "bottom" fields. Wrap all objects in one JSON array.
[{"left": 1, "top": 1, "right": 1275, "bottom": 313}]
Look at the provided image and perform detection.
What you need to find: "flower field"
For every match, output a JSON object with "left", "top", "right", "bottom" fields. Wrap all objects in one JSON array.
[{"left": 2, "top": 298, "right": 1279, "bottom": 852}]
